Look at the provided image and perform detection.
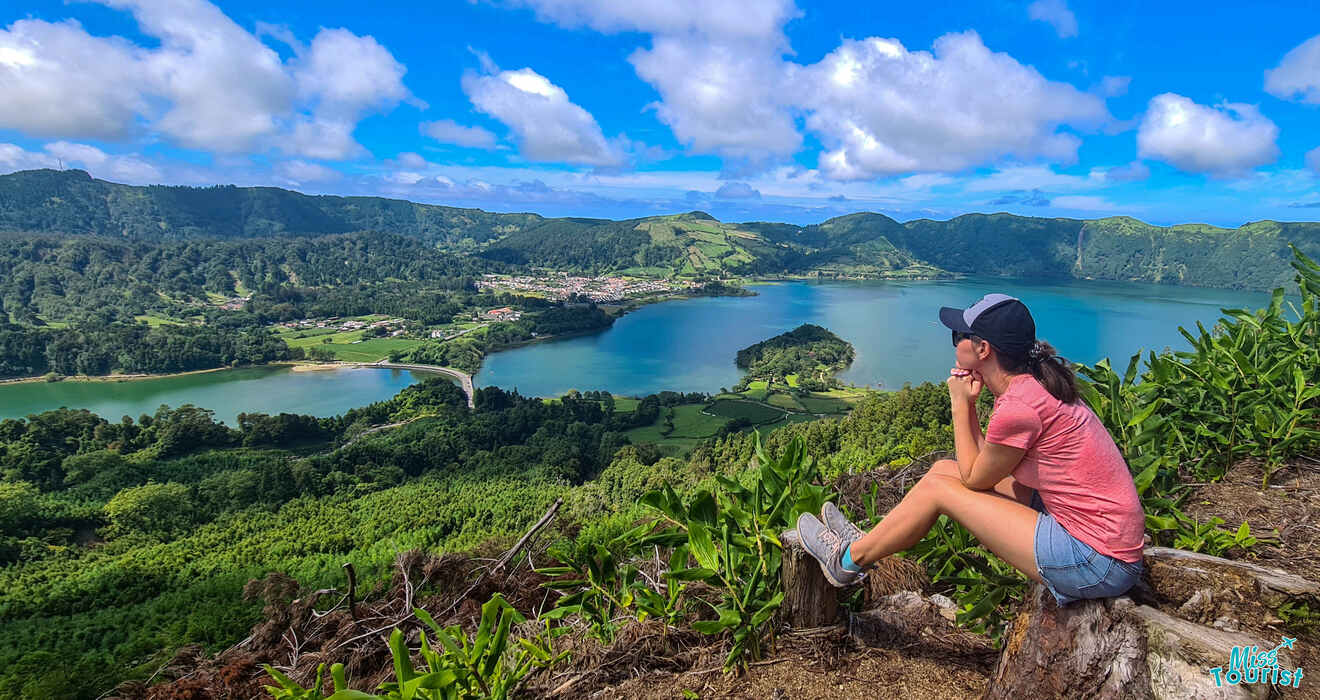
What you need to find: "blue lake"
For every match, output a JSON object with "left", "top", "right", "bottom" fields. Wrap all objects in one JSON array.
[
  {"left": 0, "top": 277, "right": 1275, "bottom": 421},
  {"left": 476, "top": 277, "right": 1273, "bottom": 397}
]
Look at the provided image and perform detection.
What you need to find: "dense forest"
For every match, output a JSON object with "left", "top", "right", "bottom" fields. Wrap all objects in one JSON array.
[
  {"left": 0, "top": 231, "right": 492, "bottom": 325},
  {"left": 0, "top": 321, "right": 296, "bottom": 378},
  {"left": 5, "top": 169, "right": 1320, "bottom": 288},
  {"left": 0, "top": 379, "right": 720, "bottom": 697},
  {"left": 734, "top": 324, "right": 856, "bottom": 391}
]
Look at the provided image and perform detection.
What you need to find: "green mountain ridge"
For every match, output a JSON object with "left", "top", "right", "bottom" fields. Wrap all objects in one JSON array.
[{"left": 3, "top": 169, "right": 1318, "bottom": 289}]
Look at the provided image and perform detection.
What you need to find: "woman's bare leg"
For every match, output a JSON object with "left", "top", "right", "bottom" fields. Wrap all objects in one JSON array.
[{"left": 847, "top": 459, "right": 1044, "bottom": 584}]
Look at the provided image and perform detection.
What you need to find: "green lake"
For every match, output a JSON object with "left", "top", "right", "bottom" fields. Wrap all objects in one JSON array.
[
  {"left": 0, "top": 365, "right": 433, "bottom": 426},
  {"left": 0, "top": 277, "right": 1274, "bottom": 422}
]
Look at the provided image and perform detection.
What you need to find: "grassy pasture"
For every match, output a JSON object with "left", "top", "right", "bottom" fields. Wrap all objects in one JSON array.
[
  {"left": 705, "top": 399, "right": 784, "bottom": 423},
  {"left": 767, "top": 393, "right": 804, "bottom": 411}
]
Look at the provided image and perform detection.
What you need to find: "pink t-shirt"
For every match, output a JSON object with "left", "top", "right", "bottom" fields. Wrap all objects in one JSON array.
[{"left": 985, "top": 374, "right": 1145, "bottom": 563}]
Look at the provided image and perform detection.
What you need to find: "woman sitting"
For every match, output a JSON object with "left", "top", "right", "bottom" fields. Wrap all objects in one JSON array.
[{"left": 798, "top": 293, "right": 1146, "bottom": 607}]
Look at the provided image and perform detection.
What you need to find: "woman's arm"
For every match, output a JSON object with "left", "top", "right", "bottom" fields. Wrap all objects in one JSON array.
[{"left": 949, "top": 373, "right": 1027, "bottom": 490}]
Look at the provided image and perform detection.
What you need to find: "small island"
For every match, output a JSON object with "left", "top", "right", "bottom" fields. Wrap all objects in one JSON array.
[{"left": 735, "top": 324, "right": 856, "bottom": 392}]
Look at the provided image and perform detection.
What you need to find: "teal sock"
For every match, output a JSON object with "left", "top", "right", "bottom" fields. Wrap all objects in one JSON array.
[{"left": 841, "top": 544, "right": 862, "bottom": 573}]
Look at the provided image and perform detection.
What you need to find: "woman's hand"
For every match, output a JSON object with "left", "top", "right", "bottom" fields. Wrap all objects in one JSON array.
[{"left": 946, "top": 367, "right": 984, "bottom": 405}]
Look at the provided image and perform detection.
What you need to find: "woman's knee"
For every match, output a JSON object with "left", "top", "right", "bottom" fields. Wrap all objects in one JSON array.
[
  {"left": 919, "top": 472, "right": 975, "bottom": 515},
  {"left": 926, "top": 459, "right": 960, "bottom": 479}
]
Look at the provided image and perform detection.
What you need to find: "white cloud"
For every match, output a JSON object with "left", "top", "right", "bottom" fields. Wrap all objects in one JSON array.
[
  {"left": 0, "top": 1, "right": 411, "bottom": 159},
  {"left": 44, "top": 141, "right": 109, "bottom": 167},
  {"left": 799, "top": 33, "right": 1109, "bottom": 179},
  {"left": 1137, "top": 93, "right": 1279, "bottom": 177},
  {"left": 1028, "top": 0, "right": 1078, "bottom": 38},
  {"left": 462, "top": 66, "right": 622, "bottom": 166},
  {"left": 386, "top": 171, "right": 426, "bottom": 185},
  {"left": 1051, "top": 195, "right": 1122, "bottom": 211},
  {"left": 1265, "top": 34, "right": 1320, "bottom": 103},
  {"left": 421, "top": 119, "right": 499, "bottom": 149},
  {"left": 509, "top": 2, "right": 1106, "bottom": 175},
  {"left": 1307, "top": 147, "right": 1320, "bottom": 174},
  {"left": 108, "top": 0, "right": 295, "bottom": 152},
  {"left": 631, "top": 36, "right": 801, "bottom": 160},
  {"left": 38, "top": 141, "right": 162, "bottom": 182},
  {"left": 276, "top": 160, "right": 340, "bottom": 183},
  {"left": 0, "top": 143, "right": 58, "bottom": 171},
  {"left": 501, "top": 0, "right": 799, "bottom": 42},
  {"left": 394, "top": 152, "right": 429, "bottom": 169},
  {"left": 294, "top": 29, "right": 409, "bottom": 112},
  {"left": 1096, "top": 75, "right": 1130, "bottom": 97},
  {"left": 287, "top": 27, "right": 413, "bottom": 159},
  {"left": 963, "top": 165, "right": 1101, "bottom": 192},
  {"left": 286, "top": 118, "right": 363, "bottom": 161},
  {"left": 0, "top": 19, "right": 146, "bottom": 140},
  {"left": 0, "top": 141, "right": 161, "bottom": 183},
  {"left": 1099, "top": 161, "right": 1150, "bottom": 182},
  {"left": 715, "top": 182, "right": 761, "bottom": 199},
  {"left": 509, "top": 0, "right": 801, "bottom": 162}
]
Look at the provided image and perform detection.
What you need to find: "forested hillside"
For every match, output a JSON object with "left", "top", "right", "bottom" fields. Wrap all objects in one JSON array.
[
  {"left": 0, "top": 169, "right": 539, "bottom": 244},
  {"left": 5, "top": 169, "right": 1320, "bottom": 289},
  {"left": 0, "top": 231, "right": 491, "bottom": 325}
]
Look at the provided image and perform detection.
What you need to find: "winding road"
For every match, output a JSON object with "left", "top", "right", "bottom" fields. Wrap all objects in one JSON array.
[{"left": 355, "top": 361, "right": 476, "bottom": 408}]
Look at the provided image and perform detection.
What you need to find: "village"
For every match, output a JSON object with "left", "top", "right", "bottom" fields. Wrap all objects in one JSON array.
[
  {"left": 278, "top": 316, "right": 410, "bottom": 337},
  {"left": 475, "top": 272, "right": 698, "bottom": 302},
  {"left": 273, "top": 307, "right": 527, "bottom": 344}
]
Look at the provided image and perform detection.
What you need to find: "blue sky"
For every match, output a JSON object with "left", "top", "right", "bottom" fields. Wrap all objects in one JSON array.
[{"left": 3, "top": 0, "right": 1320, "bottom": 226}]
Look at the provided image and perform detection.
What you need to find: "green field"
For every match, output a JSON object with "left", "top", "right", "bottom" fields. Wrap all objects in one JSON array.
[
  {"left": 611, "top": 397, "right": 640, "bottom": 413},
  {"left": 706, "top": 399, "right": 785, "bottom": 423},
  {"left": 280, "top": 328, "right": 362, "bottom": 348},
  {"left": 278, "top": 330, "right": 424, "bottom": 362},
  {"left": 323, "top": 338, "right": 423, "bottom": 362},
  {"left": 767, "top": 393, "right": 804, "bottom": 411},
  {"left": 742, "top": 380, "right": 770, "bottom": 401},
  {"left": 133, "top": 312, "right": 184, "bottom": 327},
  {"left": 624, "top": 404, "right": 726, "bottom": 444}
]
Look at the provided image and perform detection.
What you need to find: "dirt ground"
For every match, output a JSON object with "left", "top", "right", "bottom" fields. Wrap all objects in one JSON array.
[
  {"left": 597, "top": 647, "right": 990, "bottom": 700},
  {"left": 1181, "top": 456, "right": 1320, "bottom": 585}
]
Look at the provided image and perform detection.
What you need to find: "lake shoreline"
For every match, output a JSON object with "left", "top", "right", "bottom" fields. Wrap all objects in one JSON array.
[{"left": 0, "top": 361, "right": 324, "bottom": 386}]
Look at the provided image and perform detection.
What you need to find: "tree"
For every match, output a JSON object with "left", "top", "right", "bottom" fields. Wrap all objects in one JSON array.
[
  {"left": 0, "top": 481, "right": 39, "bottom": 535},
  {"left": 104, "top": 482, "right": 195, "bottom": 536}
]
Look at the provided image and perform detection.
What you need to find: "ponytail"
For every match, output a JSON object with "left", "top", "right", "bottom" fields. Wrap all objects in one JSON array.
[
  {"left": 996, "top": 339, "right": 1079, "bottom": 403},
  {"left": 1025, "top": 340, "right": 1079, "bottom": 403}
]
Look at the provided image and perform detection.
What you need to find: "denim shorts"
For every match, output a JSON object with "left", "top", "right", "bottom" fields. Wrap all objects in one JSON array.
[{"left": 1030, "top": 491, "right": 1144, "bottom": 607}]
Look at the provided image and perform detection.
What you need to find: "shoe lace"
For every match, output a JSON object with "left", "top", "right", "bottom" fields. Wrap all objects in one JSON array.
[{"left": 817, "top": 525, "right": 843, "bottom": 556}]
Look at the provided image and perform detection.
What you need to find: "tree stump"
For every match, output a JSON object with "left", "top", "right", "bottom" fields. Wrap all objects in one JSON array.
[
  {"left": 779, "top": 529, "right": 843, "bottom": 628},
  {"left": 983, "top": 548, "right": 1314, "bottom": 700},
  {"left": 851, "top": 591, "right": 997, "bottom": 667}
]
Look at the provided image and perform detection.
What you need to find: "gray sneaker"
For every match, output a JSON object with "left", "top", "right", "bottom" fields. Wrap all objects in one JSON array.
[
  {"left": 821, "top": 501, "right": 866, "bottom": 548},
  {"left": 796, "top": 512, "right": 862, "bottom": 588}
]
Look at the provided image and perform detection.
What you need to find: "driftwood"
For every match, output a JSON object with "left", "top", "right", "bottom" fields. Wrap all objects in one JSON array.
[{"left": 982, "top": 547, "right": 1315, "bottom": 700}]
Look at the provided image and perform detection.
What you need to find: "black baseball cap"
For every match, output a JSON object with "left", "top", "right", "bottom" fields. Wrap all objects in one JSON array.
[{"left": 939, "top": 293, "right": 1036, "bottom": 357}]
